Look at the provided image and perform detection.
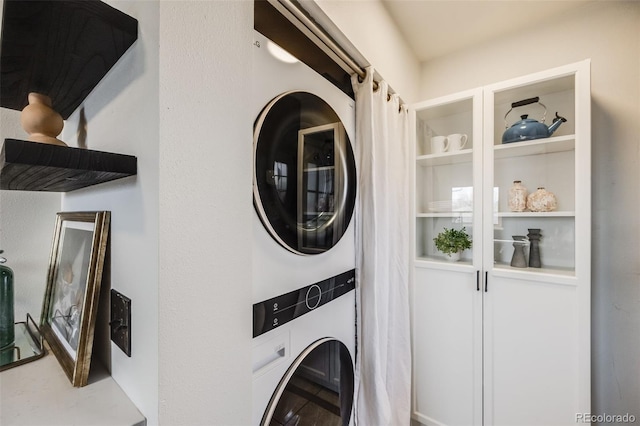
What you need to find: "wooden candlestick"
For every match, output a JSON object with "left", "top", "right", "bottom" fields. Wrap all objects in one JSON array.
[{"left": 20, "top": 93, "right": 67, "bottom": 147}]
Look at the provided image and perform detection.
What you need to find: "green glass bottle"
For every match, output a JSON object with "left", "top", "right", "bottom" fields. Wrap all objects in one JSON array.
[{"left": 0, "top": 250, "right": 15, "bottom": 350}]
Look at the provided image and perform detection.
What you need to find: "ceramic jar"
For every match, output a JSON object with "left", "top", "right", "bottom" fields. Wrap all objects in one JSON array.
[
  {"left": 526, "top": 187, "right": 557, "bottom": 212},
  {"left": 508, "top": 180, "right": 528, "bottom": 212}
]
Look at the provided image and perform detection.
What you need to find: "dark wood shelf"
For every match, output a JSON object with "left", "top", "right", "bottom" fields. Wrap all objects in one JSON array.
[
  {"left": 1, "top": 139, "right": 137, "bottom": 192},
  {"left": 1, "top": 0, "right": 138, "bottom": 119}
]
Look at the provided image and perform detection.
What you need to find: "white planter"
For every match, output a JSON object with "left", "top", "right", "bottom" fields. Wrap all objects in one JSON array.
[{"left": 446, "top": 251, "right": 461, "bottom": 262}]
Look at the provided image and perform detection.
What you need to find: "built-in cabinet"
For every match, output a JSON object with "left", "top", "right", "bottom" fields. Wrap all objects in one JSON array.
[{"left": 410, "top": 60, "right": 590, "bottom": 425}]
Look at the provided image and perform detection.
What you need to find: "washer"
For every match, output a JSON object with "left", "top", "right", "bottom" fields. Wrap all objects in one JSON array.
[{"left": 252, "top": 31, "right": 357, "bottom": 425}]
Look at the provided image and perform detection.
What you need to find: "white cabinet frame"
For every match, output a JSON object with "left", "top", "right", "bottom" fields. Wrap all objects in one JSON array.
[{"left": 411, "top": 60, "right": 591, "bottom": 426}]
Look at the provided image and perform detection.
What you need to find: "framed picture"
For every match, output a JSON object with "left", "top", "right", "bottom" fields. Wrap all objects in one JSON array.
[{"left": 40, "top": 211, "right": 110, "bottom": 387}]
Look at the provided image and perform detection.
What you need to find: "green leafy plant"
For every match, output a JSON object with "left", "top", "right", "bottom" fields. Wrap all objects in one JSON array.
[{"left": 433, "top": 227, "right": 472, "bottom": 256}]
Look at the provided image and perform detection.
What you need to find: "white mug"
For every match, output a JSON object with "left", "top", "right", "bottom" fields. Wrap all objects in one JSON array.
[
  {"left": 447, "top": 133, "right": 468, "bottom": 151},
  {"left": 430, "top": 136, "right": 449, "bottom": 154}
]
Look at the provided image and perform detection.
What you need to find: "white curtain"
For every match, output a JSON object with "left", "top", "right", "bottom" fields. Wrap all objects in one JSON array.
[{"left": 351, "top": 67, "right": 412, "bottom": 425}]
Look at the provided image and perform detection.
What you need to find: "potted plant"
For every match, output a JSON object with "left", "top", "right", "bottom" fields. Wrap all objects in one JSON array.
[{"left": 433, "top": 227, "right": 472, "bottom": 261}]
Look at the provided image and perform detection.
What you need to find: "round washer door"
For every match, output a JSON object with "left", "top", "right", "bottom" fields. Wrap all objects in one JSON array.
[
  {"left": 261, "top": 338, "right": 354, "bottom": 426},
  {"left": 254, "top": 91, "right": 356, "bottom": 255}
]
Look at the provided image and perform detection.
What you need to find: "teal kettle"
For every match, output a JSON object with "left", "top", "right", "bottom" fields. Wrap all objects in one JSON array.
[{"left": 502, "top": 97, "right": 567, "bottom": 144}]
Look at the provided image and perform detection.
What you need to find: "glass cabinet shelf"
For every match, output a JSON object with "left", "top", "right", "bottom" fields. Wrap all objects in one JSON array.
[
  {"left": 492, "top": 263, "right": 577, "bottom": 284},
  {"left": 417, "top": 212, "right": 472, "bottom": 218},
  {"left": 494, "top": 135, "right": 574, "bottom": 158},
  {"left": 495, "top": 211, "right": 575, "bottom": 217},
  {"left": 415, "top": 258, "right": 474, "bottom": 269},
  {"left": 416, "top": 149, "right": 473, "bottom": 166}
]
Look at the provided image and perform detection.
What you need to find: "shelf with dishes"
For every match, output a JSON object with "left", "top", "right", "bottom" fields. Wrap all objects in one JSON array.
[{"left": 416, "top": 148, "right": 473, "bottom": 167}]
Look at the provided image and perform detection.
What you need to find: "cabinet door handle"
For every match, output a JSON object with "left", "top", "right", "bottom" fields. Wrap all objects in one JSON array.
[
  {"left": 485, "top": 271, "right": 488, "bottom": 292},
  {"left": 476, "top": 270, "right": 480, "bottom": 291}
]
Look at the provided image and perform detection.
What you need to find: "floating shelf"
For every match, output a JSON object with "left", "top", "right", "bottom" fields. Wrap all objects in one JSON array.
[
  {"left": 1, "top": 139, "right": 137, "bottom": 192},
  {"left": 0, "top": 0, "right": 138, "bottom": 119}
]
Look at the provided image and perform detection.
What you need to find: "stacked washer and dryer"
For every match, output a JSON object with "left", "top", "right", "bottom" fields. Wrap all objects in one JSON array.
[{"left": 251, "top": 31, "right": 358, "bottom": 426}]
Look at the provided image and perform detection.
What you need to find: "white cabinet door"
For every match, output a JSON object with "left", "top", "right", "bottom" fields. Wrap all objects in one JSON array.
[
  {"left": 482, "top": 61, "right": 591, "bottom": 424},
  {"left": 411, "top": 88, "right": 483, "bottom": 425},
  {"left": 483, "top": 274, "right": 580, "bottom": 425},
  {"left": 412, "top": 266, "right": 482, "bottom": 426}
]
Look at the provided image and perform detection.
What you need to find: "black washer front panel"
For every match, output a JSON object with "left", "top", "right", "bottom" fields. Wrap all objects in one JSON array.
[{"left": 253, "top": 269, "right": 355, "bottom": 338}]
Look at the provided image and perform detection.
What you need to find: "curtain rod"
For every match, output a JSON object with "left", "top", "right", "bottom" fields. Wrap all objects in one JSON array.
[{"left": 275, "top": 0, "right": 383, "bottom": 92}]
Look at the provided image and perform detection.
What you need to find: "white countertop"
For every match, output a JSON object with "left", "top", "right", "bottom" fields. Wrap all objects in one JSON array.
[{"left": 0, "top": 349, "right": 146, "bottom": 426}]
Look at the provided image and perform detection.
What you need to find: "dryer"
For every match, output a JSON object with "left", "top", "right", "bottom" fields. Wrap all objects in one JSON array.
[{"left": 251, "top": 30, "right": 357, "bottom": 425}]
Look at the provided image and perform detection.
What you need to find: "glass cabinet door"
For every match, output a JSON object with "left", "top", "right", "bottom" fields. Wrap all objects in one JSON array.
[
  {"left": 486, "top": 75, "right": 577, "bottom": 276},
  {"left": 414, "top": 91, "right": 481, "bottom": 266}
]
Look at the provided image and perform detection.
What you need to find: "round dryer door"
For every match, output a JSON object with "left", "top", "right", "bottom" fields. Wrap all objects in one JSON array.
[
  {"left": 254, "top": 91, "right": 356, "bottom": 255},
  {"left": 261, "top": 338, "right": 354, "bottom": 426}
]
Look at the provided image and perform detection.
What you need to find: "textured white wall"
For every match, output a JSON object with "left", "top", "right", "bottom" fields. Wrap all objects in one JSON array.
[
  {"left": 416, "top": 2, "right": 640, "bottom": 419},
  {"left": 60, "top": 1, "right": 160, "bottom": 423},
  {"left": 315, "top": 0, "right": 420, "bottom": 103},
  {"left": 158, "top": 1, "right": 253, "bottom": 424},
  {"left": 0, "top": 110, "right": 61, "bottom": 323}
]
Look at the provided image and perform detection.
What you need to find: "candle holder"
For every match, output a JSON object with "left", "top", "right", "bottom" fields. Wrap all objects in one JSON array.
[{"left": 20, "top": 92, "right": 67, "bottom": 146}]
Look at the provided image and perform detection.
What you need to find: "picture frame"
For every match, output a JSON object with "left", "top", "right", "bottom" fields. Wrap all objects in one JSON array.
[{"left": 40, "top": 211, "right": 110, "bottom": 387}]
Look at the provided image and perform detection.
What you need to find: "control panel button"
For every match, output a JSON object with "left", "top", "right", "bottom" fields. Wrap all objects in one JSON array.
[{"left": 305, "top": 284, "right": 322, "bottom": 310}]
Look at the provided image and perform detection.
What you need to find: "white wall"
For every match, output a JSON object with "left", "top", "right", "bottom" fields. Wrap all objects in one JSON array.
[
  {"left": 417, "top": 2, "right": 640, "bottom": 420},
  {"left": 315, "top": 0, "right": 421, "bottom": 103},
  {"left": 158, "top": 1, "right": 253, "bottom": 424},
  {"left": 4, "top": 1, "right": 253, "bottom": 424},
  {"left": 0, "top": 0, "right": 61, "bottom": 325},
  {"left": 0, "top": 109, "right": 61, "bottom": 323},
  {"left": 60, "top": 1, "right": 160, "bottom": 423}
]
